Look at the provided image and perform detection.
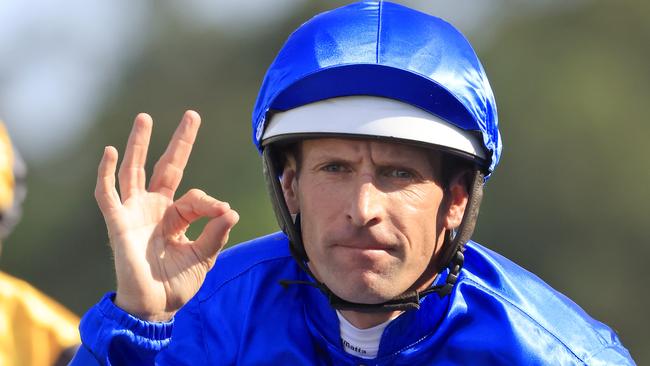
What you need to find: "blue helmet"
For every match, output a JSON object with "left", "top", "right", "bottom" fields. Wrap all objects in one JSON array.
[
  {"left": 254, "top": 1, "right": 501, "bottom": 310},
  {"left": 252, "top": 0, "right": 502, "bottom": 176}
]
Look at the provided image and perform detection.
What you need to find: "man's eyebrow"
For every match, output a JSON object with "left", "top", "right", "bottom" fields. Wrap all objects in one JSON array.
[
  {"left": 308, "top": 151, "right": 354, "bottom": 161},
  {"left": 309, "top": 156, "right": 354, "bottom": 166}
]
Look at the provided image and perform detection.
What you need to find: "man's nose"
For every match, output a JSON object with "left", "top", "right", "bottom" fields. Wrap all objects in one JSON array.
[{"left": 346, "top": 176, "right": 385, "bottom": 227}]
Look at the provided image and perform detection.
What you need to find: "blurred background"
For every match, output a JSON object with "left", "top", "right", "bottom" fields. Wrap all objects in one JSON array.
[{"left": 1, "top": 0, "right": 647, "bottom": 362}]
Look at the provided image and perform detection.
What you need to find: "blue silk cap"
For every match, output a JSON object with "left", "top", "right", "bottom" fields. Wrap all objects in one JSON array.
[{"left": 252, "top": 1, "right": 502, "bottom": 176}]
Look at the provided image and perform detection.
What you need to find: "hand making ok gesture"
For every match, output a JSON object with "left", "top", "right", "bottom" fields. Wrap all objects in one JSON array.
[{"left": 94, "top": 111, "right": 239, "bottom": 322}]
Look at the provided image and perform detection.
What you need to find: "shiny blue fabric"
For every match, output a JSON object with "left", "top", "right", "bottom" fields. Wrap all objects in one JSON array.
[
  {"left": 71, "top": 232, "right": 634, "bottom": 365},
  {"left": 252, "top": 1, "right": 502, "bottom": 175}
]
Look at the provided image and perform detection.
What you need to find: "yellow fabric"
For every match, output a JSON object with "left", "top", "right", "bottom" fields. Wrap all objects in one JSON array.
[
  {"left": 0, "top": 271, "right": 80, "bottom": 366},
  {"left": 0, "top": 122, "right": 14, "bottom": 213}
]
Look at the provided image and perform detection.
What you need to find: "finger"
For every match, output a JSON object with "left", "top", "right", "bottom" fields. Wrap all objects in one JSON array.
[
  {"left": 118, "top": 113, "right": 153, "bottom": 201},
  {"left": 149, "top": 110, "right": 201, "bottom": 199},
  {"left": 95, "top": 146, "right": 122, "bottom": 214},
  {"left": 194, "top": 208, "right": 239, "bottom": 261},
  {"left": 162, "top": 189, "right": 232, "bottom": 238}
]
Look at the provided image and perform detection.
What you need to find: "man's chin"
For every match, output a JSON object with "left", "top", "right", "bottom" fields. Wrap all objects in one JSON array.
[
  {"left": 327, "top": 278, "right": 402, "bottom": 305},
  {"left": 311, "top": 262, "right": 405, "bottom": 303}
]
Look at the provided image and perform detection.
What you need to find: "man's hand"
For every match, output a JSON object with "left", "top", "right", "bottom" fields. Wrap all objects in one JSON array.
[{"left": 94, "top": 111, "right": 239, "bottom": 322}]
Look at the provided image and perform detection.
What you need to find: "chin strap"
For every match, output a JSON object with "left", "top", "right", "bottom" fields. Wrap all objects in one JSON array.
[{"left": 263, "top": 146, "right": 484, "bottom": 312}]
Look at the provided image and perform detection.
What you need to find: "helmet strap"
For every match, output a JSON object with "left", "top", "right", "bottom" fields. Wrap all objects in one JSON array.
[
  {"left": 434, "top": 168, "right": 484, "bottom": 297},
  {"left": 262, "top": 146, "right": 308, "bottom": 260}
]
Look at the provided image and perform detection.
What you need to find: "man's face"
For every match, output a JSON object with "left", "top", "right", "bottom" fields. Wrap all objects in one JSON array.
[{"left": 282, "top": 138, "right": 465, "bottom": 304}]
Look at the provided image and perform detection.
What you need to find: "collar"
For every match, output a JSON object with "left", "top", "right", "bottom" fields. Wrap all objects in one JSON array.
[{"left": 299, "top": 268, "right": 452, "bottom": 359}]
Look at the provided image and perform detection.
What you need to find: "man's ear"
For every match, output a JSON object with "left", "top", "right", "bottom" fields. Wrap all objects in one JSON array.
[
  {"left": 444, "top": 172, "right": 470, "bottom": 230},
  {"left": 281, "top": 156, "right": 300, "bottom": 215}
]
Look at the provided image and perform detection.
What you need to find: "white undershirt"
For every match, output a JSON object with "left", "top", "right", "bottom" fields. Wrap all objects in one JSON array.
[{"left": 336, "top": 311, "right": 396, "bottom": 359}]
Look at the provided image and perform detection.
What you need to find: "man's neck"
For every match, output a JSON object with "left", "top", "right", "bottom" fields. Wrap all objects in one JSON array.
[
  {"left": 337, "top": 266, "right": 441, "bottom": 329},
  {"left": 339, "top": 309, "right": 402, "bottom": 329}
]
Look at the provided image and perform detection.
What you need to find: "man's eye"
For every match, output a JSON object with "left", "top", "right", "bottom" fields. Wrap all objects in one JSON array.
[
  {"left": 322, "top": 164, "right": 344, "bottom": 172},
  {"left": 387, "top": 168, "right": 414, "bottom": 179}
]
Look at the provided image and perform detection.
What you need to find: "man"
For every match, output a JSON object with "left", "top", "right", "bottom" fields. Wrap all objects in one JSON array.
[
  {"left": 71, "top": 1, "right": 635, "bottom": 365},
  {"left": 0, "top": 122, "right": 80, "bottom": 366}
]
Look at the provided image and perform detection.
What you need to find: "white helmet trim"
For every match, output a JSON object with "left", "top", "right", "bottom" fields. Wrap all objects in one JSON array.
[{"left": 262, "top": 96, "right": 487, "bottom": 159}]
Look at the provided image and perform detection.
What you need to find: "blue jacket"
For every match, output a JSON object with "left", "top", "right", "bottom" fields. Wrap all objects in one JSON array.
[{"left": 71, "top": 232, "right": 634, "bottom": 365}]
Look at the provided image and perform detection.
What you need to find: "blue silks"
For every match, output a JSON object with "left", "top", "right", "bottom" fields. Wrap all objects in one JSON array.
[
  {"left": 71, "top": 232, "right": 634, "bottom": 365},
  {"left": 252, "top": 1, "right": 502, "bottom": 176}
]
